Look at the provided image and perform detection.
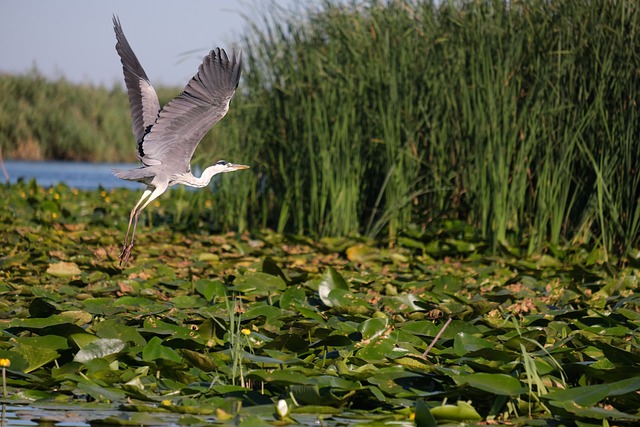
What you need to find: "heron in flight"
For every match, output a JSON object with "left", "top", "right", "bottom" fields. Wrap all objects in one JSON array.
[{"left": 112, "top": 16, "right": 249, "bottom": 266}]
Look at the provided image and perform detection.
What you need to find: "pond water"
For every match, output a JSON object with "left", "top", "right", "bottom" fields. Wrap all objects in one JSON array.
[
  {"left": 0, "top": 404, "right": 408, "bottom": 426},
  {"left": 2, "top": 161, "right": 142, "bottom": 190}
]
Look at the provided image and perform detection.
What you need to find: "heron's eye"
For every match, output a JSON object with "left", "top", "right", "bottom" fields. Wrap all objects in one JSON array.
[{"left": 216, "top": 160, "right": 229, "bottom": 166}]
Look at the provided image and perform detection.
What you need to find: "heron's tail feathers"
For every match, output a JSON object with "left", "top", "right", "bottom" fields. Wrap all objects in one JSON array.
[{"left": 112, "top": 167, "right": 155, "bottom": 183}]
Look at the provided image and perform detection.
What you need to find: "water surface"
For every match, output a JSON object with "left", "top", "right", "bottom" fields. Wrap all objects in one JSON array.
[{"left": 3, "top": 161, "right": 141, "bottom": 190}]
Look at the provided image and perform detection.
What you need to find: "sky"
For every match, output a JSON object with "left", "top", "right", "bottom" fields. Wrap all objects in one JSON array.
[{"left": 0, "top": 0, "right": 295, "bottom": 88}]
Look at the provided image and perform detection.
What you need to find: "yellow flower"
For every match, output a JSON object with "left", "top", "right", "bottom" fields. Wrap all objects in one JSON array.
[
  {"left": 0, "top": 359, "right": 10, "bottom": 367},
  {"left": 241, "top": 329, "right": 251, "bottom": 336}
]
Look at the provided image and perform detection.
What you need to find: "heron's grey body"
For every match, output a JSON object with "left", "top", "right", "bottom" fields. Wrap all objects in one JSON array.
[{"left": 112, "top": 15, "right": 248, "bottom": 266}]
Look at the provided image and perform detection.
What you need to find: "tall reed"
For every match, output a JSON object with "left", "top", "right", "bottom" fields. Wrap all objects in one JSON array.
[{"left": 3, "top": 0, "right": 640, "bottom": 257}]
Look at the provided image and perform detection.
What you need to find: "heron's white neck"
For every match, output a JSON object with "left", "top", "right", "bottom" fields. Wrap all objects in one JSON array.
[{"left": 187, "top": 164, "right": 228, "bottom": 188}]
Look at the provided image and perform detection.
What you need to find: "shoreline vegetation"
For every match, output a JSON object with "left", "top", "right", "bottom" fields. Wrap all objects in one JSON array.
[
  {"left": 2, "top": 0, "right": 640, "bottom": 257},
  {"left": 2, "top": 2, "right": 640, "bottom": 424}
]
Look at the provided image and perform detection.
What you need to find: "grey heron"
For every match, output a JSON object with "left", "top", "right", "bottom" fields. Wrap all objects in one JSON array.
[{"left": 111, "top": 16, "right": 249, "bottom": 266}]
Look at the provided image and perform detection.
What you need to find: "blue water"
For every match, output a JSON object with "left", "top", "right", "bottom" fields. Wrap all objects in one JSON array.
[{"left": 3, "top": 160, "right": 143, "bottom": 190}]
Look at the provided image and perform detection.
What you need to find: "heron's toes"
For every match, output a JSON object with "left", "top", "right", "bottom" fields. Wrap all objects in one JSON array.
[{"left": 119, "top": 243, "right": 134, "bottom": 267}]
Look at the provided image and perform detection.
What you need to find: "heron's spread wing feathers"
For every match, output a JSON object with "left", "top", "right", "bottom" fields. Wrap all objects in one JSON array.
[
  {"left": 112, "top": 16, "right": 161, "bottom": 147},
  {"left": 138, "top": 48, "right": 242, "bottom": 170}
]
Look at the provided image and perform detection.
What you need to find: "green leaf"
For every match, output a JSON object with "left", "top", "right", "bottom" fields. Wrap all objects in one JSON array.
[
  {"left": 11, "top": 343, "right": 60, "bottom": 373},
  {"left": 74, "top": 338, "right": 127, "bottom": 363},
  {"left": 142, "top": 336, "right": 182, "bottom": 363},
  {"left": 318, "top": 267, "right": 350, "bottom": 307},
  {"left": 550, "top": 400, "right": 640, "bottom": 421},
  {"left": 230, "top": 271, "right": 287, "bottom": 294},
  {"left": 430, "top": 401, "right": 482, "bottom": 421},
  {"left": 46, "top": 261, "right": 81, "bottom": 277},
  {"left": 194, "top": 279, "right": 225, "bottom": 301},
  {"left": 459, "top": 373, "right": 526, "bottom": 396},
  {"left": 94, "top": 319, "right": 146, "bottom": 346},
  {"left": 242, "top": 305, "right": 285, "bottom": 322},
  {"left": 69, "top": 333, "right": 99, "bottom": 349},
  {"left": 247, "top": 369, "right": 313, "bottom": 385},
  {"left": 290, "top": 384, "right": 345, "bottom": 406},
  {"left": 358, "top": 317, "right": 390, "bottom": 341},
  {"left": 545, "top": 376, "right": 640, "bottom": 406},
  {"left": 415, "top": 399, "right": 437, "bottom": 427},
  {"left": 453, "top": 332, "right": 494, "bottom": 356},
  {"left": 325, "top": 288, "right": 371, "bottom": 313},
  {"left": 13, "top": 335, "right": 69, "bottom": 351}
]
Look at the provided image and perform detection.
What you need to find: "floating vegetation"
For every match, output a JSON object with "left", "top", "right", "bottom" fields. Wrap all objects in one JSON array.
[{"left": 1, "top": 180, "right": 639, "bottom": 426}]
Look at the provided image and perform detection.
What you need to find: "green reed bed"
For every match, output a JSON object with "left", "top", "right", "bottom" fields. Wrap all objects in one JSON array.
[
  {"left": 2, "top": 0, "right": 640, "bottom": 257},
  {"left": 217, "top": 0, "right": 640, "bottom": 256}
]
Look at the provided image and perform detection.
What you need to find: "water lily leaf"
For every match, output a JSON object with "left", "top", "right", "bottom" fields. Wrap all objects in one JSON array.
[
  {"left": 111, "top": 296, "right": 172, "bottom": 315},
  {"left": 290, "top": 384, "right": 345, "bottom": 406},
  {"left": 237, "top": 415, "right": 272, "bottom": 427},
  {"left": 12, "top": 343, "right": 59, "bottom": 373},
  {"left": 311, "top": 334, "right": 353, "bottom": 348},
  {"left": 262, "top": 257, "right": 288, "bottom": 282},
  {"left": 279, "top": 285, "right": 307, "bottom": 309},
  {"left": 346, "top": 243, "right": 381, "bottom": 263},
  {"left": 356, "top": 337, "right": 395, "bottom": 362},
  {"left": 415, "top": 399, "right": 437, "bottom": 427},
  {"left": 94, "top": 319, "right": 146, "bottom": 346},
  {"left": 549, "top": 400, "right": 640, "bottom": 421},
  {"left": 358, "top": 317, "right": 390, "bottom": 341},
  {"left": 0, "top": 252, "right": 30, "bottom": 268},
  {"left": 445, "top": 239, "right": 477, "bottom": 253},
  {"left": 459, "top": 373, "right": 526, "bottom": 396},
  {"left": 9, "top": 315, "right": 76, "bottom": 329},
  {"left": 231, "top": 271, "right": 287, "bottom": 294},
  {"left": 46, "top": 261, "right": 81, "bottom": 277},
  {"left": 170, "top": 295, "right": 206, "bottom": 309},
  {"left": 59, "top": 310, "right": 93, "bottom": 326},
  {"left": 247, "top": 369, "right": 313, "bottom": 385},
  {"left": 403, "top": 319, "right": 482, "bottom": 340},
  {"left": 180, "top": 349, "right": 217, "bottom": 371},
  {"left": 197, "top": 252, "right": 219, "bottom": 262},
  {"left": 265, "top": 333, "right": 309, "bottom": 352},
  {"left": 453, "top": 332, "right": 494, "bottom": 356},
  {"left": 242, "top": 305, "right": 285, "bottom": 322},
  {"left": 194, "top": 279, "right": 225, "bottom": 302},
  {"left": 325, "top": 288, "right": 371, "bottom": 313},
  {"left": 0, "top": 350, "right": 29, "bottom": 373},
  {"left": 430, "top": 401, "right": 482, "bottom": 421},
  {"left": 74, "top": 338, "right": 127, "bottom": 363},
  {"left": 140, "top": 319, "right": 202, "bottom": 342},
  {"left": 367, "top": 369, "right": 426, "bottom": 396},
  {"left": 13, "top": 335, "right": 69, "bottom": 351},
  {"left": 545, "top": 376, "right": 640, "bottom": 406},
  {"left": 77, "top": 380, "right": 127, "bottom": 403},
  {"left": 293, "top": 303, "right": 326, "bottom": 323},
  {"left": 318, "top": 267, "right": 350, "bottom": 307},
  {"left": 597, "top": 342, "right": 640, "bottom": 365},
  {"left": 535, "top": 254, "right": 563, "bottom": 268},
  {"left": 142, "top": 336, "right": 182, "bottom": 363},
  {"left": 81, "top": 298, "right": 127, "bottom": 316}
]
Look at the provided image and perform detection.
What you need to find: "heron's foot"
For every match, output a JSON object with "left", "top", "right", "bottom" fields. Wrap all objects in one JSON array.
[{"left": 119, "top": 242, "right": 134, "bottom": 267}]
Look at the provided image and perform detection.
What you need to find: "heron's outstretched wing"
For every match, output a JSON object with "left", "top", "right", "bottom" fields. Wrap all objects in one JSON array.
[
  {"left": 113, "top": 15, "right": 161, "bottom": 148},
  {"left": 137, "top": 48, "right": 242, "bottom": 170}
]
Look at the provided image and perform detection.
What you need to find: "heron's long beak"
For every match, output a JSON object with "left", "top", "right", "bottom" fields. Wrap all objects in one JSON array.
[{"left": 232, "top": 164, "right": 250, "bottom": 170}]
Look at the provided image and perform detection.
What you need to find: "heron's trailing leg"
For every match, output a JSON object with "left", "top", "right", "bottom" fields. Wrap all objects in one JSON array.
[
  {"left": 119, "top": 185, "right": 166, "bottom": 266},
  {"left": 119, "top": 189, "right": 151, "bottom": 265}
]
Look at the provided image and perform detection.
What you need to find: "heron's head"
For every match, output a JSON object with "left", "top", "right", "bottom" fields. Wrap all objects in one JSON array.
[{"left": 213, "top": 160, "right": 250, "bottom": 173}]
